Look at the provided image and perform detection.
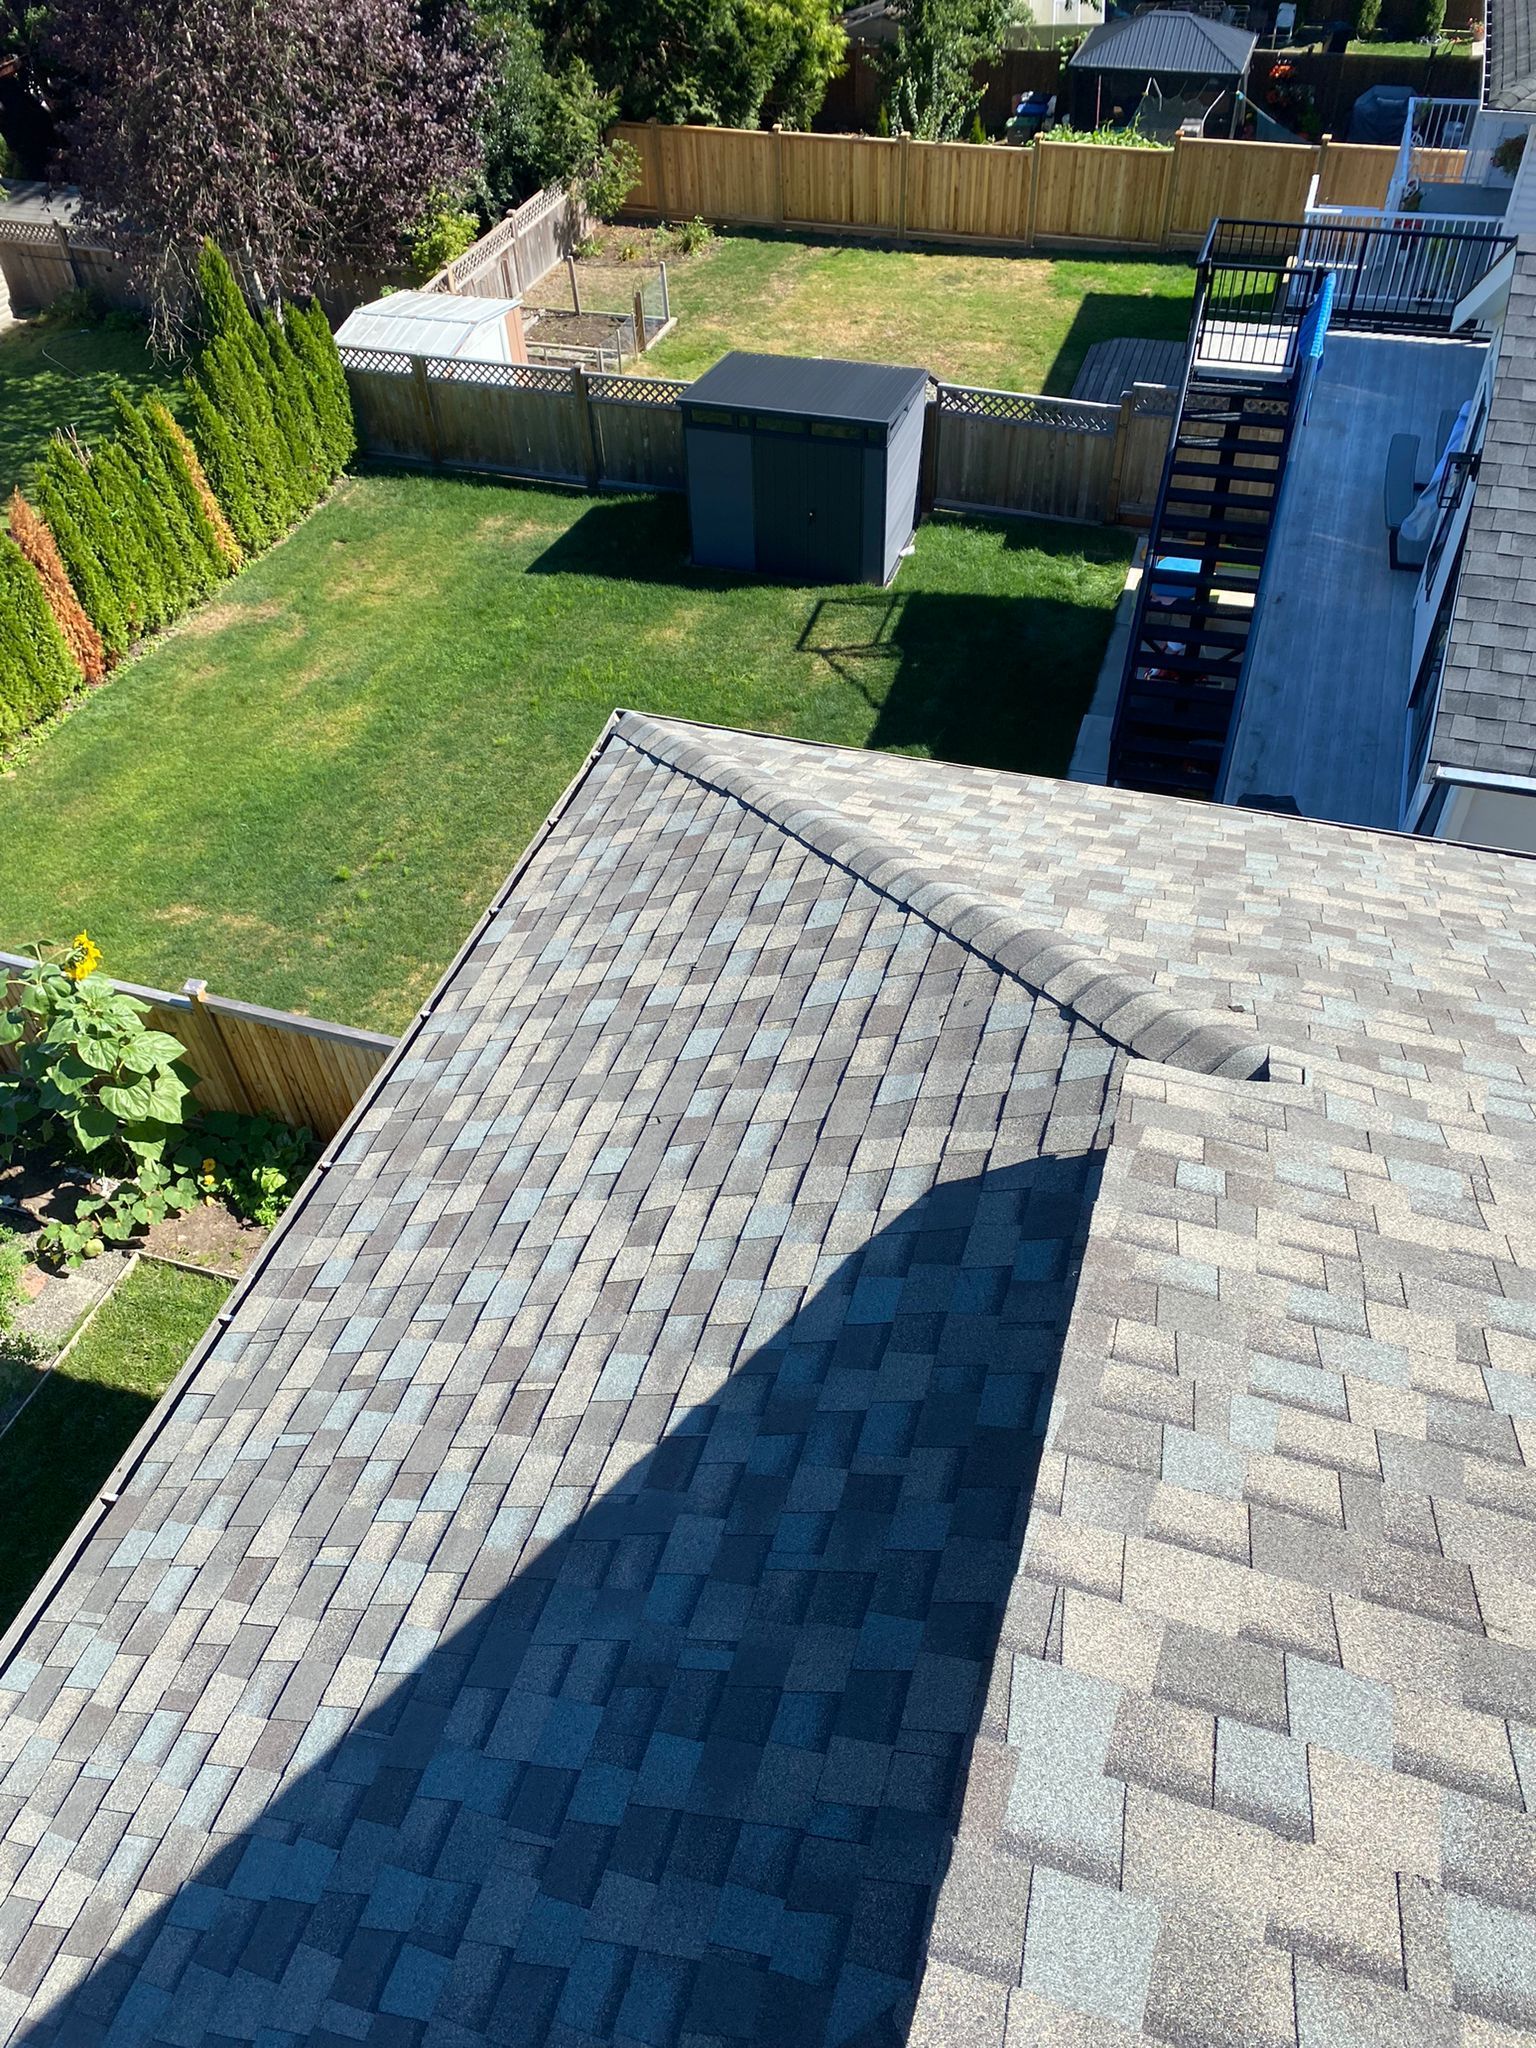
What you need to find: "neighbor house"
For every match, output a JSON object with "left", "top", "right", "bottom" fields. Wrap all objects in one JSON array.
[{"left": 1, "top": 712, "right": 1534, "bottom": 2046}]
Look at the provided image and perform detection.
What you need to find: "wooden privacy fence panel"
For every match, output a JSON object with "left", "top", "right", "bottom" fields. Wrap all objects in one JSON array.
[
  {"left": 613, "top": 122, "right": 1427, "bottom": 253},
  {"left": 1033, "top": 142, "right": 1173, "bottom": 247},
  {"left": 781, "top": 133, "right": 902, "bottom": 230},
  {"left": 426, "top": 184, "right": 587, "bottom": 301},
  {"left": 933, "top": 386, "right": 1122, "bottom": 524},
  {"left": 341, "top": 345, "right": 1176, "bottom": 527},
  {"left": 1166, "top": 138, "right": 1318, "bottom": 245},
  {"left": 0, "top": 955, "right": 392, "bottom": 1140},
  {"left": 904, "top": 142, "right": 1028, "bottom": 242}
]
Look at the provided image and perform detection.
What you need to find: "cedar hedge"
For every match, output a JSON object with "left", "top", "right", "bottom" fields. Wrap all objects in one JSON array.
[{"left": 0, "top": 242, "right": 354, "bottom": 754}]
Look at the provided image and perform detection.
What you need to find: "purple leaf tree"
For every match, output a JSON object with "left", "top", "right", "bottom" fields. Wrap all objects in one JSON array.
[{"left": 55, "top": 0, "right": 489, "bottom": 341}]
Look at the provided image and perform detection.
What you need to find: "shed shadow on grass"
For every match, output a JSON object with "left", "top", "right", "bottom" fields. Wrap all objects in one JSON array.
[{"left": 16, "top": 1148, "right": 1106, "bottom": 2048}]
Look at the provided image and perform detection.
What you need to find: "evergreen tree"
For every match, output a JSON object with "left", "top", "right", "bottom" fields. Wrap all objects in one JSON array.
[
  {"left": 34, "top": 442, "right": 136, "bottom": 653},
  {"left": 7, "top": 490, "right": 108, "bottom": 686},
  {"left": 0, "top": 536, "right": 76, "bottom": 748},
  {"left": 182, "top": 379, "right": 265, "bottom": 554},
  {"left": 147, "top": 399, "right": 243, "bottom": 571},
  {"left": 93, "top": 439, "right": 185, "bottom": 626},
  {"left": 111, "top": 390, "right": 222, "bottom": 596},
  {"left": 261, "top": 309, "right": 327, "bottom": 509},
  {"left": 195, "top": 239, "right": 260, "bottom": 347},
  {"left": 192, "top": 335, "right": 293, "bottom": 540},
  {"left": 286, "top": 299, "right": 356, "bottom": 473}
]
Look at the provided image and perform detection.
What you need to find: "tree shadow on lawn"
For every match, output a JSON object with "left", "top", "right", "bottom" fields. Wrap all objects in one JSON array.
[{"left": 17, "top": 1148, "right": 1106, "bottom": 2048}]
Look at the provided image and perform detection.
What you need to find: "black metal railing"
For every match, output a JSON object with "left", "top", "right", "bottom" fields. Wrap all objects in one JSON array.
[{"left": 1199, "top": 216, "right": 1514, "bottom": 335}]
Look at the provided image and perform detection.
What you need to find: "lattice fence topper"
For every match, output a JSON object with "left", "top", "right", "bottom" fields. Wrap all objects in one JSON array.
[
  {"left": 0, "top": 219, "right": 63, "bottom": 246},
  {"left": 422, "top": 358, "right": 576, "bottom": 392},
  {"left": 937, "top": 385, "right": 1118, "bottom": 434},
  {"left": 1131, "top": 386, "right": 1180, "bottom": 415},
  {"left": 587, "top": 374, "right": 687, "bottom": 406},
  {"left": 336, "top": 346, "right": 415, "bottom": 377}
]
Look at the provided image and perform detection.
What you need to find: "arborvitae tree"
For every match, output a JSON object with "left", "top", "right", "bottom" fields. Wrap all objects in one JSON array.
[
  {"left": 34, "top": 442, "right": 138, "bottom": 652},
  {"left": 286, "top": 299, "right": 356, "bottom": 473},
  {"left": 198, "top": 331, "right": 298, "bottom": 536},
  {"left": 7, "top": 490, "right": 107, "bottom": 686},
  {"left": 94, "top": 439, "right": 189, "bottom": 627},
  {"left": 111, "top": 390, "right": 220, "bottom": 598},
  {"left": 0, "top": 537, "right": 76, "bottom": 748},
  {"left": 195, "top": 240, "right": 260, "bottom": 348},
  {"left": 182, "top": 379, "right": 264, "bottom": 554},
  {"left": 148, "top": 399, "right": 243, "bottom": 571},
  {"left": 262, "top": 310, "right": 327, "bottom": 507}
]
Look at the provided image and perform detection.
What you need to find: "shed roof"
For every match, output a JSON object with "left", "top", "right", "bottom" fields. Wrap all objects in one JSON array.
[
  {"left": 333, "top": 287, "right": 522, "bottom": 360},
  {"left": 684, "top": 351, "right": 928, "bottom": 427},
  {"left": 1069, "top": 8, "right": 1256, "bottom": 75},
  {"left": 3, "top": 716, "right": 1536, "bottom": 2046}
]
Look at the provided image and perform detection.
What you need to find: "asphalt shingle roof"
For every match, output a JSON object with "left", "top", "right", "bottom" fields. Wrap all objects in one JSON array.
[
  {"left": 2, "top": 712, "right": 1536, "bottom": 2046},
  {"left": 1068, "top": 11, "right": 1257, "bottom": 78}
]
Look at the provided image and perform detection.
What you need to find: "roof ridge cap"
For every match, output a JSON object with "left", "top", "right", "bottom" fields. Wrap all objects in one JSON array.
[{"left": 614, "top": 711, "right": 1271, "bottom": 1082}]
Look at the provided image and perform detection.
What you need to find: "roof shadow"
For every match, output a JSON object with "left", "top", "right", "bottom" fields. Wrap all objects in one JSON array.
[
  {"left": 801, "top": 576, "right": 1130, "bottom": 778},
  {"left": 16, "top": 1147, "right": 1105, "bottom": 2048}
]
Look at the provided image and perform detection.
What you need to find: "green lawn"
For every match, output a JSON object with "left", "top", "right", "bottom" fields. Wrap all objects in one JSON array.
[
  {"left": 0, "top": 314, "right": 180, "bottom": 499},
  {"left": 0, "top": 1261, "right": 227, "bottom": 1633},
  {"left": 0, "top": 472, "right": 1132, "bottom": 1032},
  {"left": 643, "top": 231, "right": 1195, "bottom": 394}
]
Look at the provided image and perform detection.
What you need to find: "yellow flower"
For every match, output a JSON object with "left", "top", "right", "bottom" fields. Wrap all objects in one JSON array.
[{"left": 64, "top": 932, "right": 103, "bottom": 983}]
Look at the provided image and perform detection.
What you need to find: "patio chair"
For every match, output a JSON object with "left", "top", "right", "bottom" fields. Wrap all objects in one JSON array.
[
  {"left": 1416, "top": 409, "right": 1462, "bottom": 486},
  {"left": 1386, "top": 432, "right": 1427, "bottom": 570}
]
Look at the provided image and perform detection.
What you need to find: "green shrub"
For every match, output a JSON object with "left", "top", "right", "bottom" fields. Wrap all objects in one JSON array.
[
  {"left": 410, "top": 203, "right": 480, "bottom": 284},
  {"left": 0, "top": 539, "right": 76, "bottom": 749},
  {"left": 193, "top": 333, "right": 295, "bottom": 542},
  {"left": 968, "top": 111, "right": 987, "bottom": 144},
  {"left": 1354, "top": 0, "right": 1382, "bottom": 35},
  {"left": 91, "top": 440, "right": 183, "bottom": 630},
  {"left": 29, "top": 476, "right": 129, "bottom": 662},
  {"left": 0, "top": 937, "right": 199, "bottom": 1265},
  {"left": 175, "top": 1111, "right": 314, "bottom": 1230}
]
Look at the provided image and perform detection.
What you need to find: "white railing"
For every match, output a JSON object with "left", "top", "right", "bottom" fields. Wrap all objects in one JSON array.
[{"left": 1385, "top": 97, "right": 1536, "bottom": 211}]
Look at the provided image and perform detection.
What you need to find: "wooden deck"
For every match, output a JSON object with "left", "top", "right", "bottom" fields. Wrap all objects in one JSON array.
[
  {"left": 1221, "top": 332, "right": 1486, "bottom": 830},
  {"left": 1070, "top": 337, "right": 1184, "bottom": 402}
]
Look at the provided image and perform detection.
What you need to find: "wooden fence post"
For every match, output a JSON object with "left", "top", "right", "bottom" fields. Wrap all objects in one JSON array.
[
  {"left": 410, "top": 355, "right": 442, "bottom": 466},
  {"left": 775, "top": 125, "right": 789, "bottom": 225},
  {"left": 898, "top": 134, "right": 911, "bottom": 245},
  {"left": 180, "top": 980, "right": 256, "bottom": 1115},
  {"left": 918, "top": 393, "right": 941, "bottom": 517},
  {"left": 571, "top": 366, "right": 601, "bottom": 489},
  {"left": 54, "top": 223, "right": 83, "bottom": 293},
  {"left": 1160, "top": 131, "right": 1184, "bottom": 252},
  {"left": 632, "top": 287, "right": 647, "bottom": 360},
  {"left": 567, "top": 255, "right": 583, "bottom": 315},
  {"left": 1314, "top": 131, "right": 1333, "bottom": 205},
  {"left": 1023, "top": 143, "right": 1039, "bottom": 250},
  {"left": 654, "top": 120, "right": 674, "bottom": 221},
  {"left": 1106, "top": 388, "right": 1135, "bottom": 524}
]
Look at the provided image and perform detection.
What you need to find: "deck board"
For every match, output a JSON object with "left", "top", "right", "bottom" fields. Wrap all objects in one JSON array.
[
  {"left": 1070, "top": 337, "right": 1184, "bottom": 402},
  {"left": 1222, "top": 332, "right": 1486, "bottom": 829}
]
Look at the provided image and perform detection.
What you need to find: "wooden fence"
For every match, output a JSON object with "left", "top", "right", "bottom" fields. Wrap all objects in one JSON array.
[
  {"left": 424, "top": 183, "right": 588, "bottom": 301},
  {"left": 339, "top": 346, "right": 1177, "bottom": 528},
  {"left": 0, "top": 955, "right": 393, "bottom": 1140},
  {"left": 616, "top": 121, "right": 1465, "bottom": 252}
]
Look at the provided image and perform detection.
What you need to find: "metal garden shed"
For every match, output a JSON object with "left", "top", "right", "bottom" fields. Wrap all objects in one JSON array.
[
  {"left": 681, "top": 352, "right": 929, "bottom": 584},
  {"left": 334, "top": 288, "right": 527, "bottom": 366}
]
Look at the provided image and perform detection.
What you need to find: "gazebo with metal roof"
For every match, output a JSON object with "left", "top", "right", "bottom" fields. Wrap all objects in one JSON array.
[{"left": 1067, "top": 10, "right": 1258, "bottom": 136}]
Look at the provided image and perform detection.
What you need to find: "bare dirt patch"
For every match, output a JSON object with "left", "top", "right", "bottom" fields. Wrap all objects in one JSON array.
[{"left": 175, "top": 597, "right": 284, "bottom": 641}]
